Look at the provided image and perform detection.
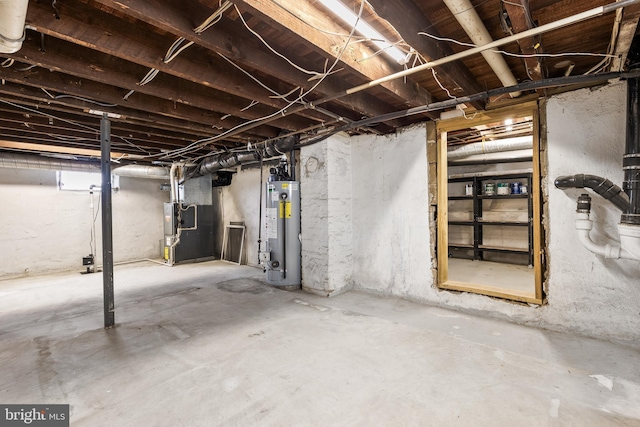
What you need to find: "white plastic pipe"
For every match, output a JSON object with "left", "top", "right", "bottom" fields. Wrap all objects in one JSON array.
[
  {"left": 619, "top": 223, "right": 640, "bottom": 260},
  {"left": 574, "top": 212, "right": 639, "bottom": 260},
  {"left": 575, "top": 213, "right": 621, "bottom": 258},
  {"left": 169, "top": 163, "right": 178, "bottom": 204},
  {"left": 442, "top": 0, "right": 521, "bottom": 97},
  {"left": 0, "top": 0, "right": 29, "bottom": 53}
]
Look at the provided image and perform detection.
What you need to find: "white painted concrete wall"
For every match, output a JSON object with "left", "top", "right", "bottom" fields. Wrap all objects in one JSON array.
[
  {"left": 342, "top": 81, "right": 640, "bottom": 346},
  {"left": 544, "top": 80, "right": 640, "bottom": 343},
  {"left": 0, "top": 169, "right": 168, "bottom": 279},
  {"left": 219, "top": 166, "right": 272, "bottom": 266},
  {"left": 350, "top": 125, "right": 433, "bottom": 298}
]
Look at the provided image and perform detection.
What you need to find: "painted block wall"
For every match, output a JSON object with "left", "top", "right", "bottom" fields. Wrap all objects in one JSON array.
[
  {"left": 350, "top": 125, "right": 433, "bottom": 298},
  {"left": 0, "top": 168, "right": 168, "bottom": 279},
  {"left": 543, "top": 80, "right": 640, "bottom": 343},
  {"left": 345, "top": 81, "right": 640, "bottom": 346},
  {"left": 218, "top": 166, "right": 266, "bottom": 266},
  {"left": 300, "top": 134, "right": 353, "bottom": 295}
]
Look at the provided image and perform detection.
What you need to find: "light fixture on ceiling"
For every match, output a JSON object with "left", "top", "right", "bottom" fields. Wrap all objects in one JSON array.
[
  {"left": 317, "top": 0, "right": 406, "bottom": 64},
  {"left": 505, "top": 118, "right": 513, "bottom": 132}
]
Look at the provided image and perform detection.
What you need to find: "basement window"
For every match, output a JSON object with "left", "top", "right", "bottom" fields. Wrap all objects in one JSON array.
[
  {"left": 436, "top": 102, "right": 544, "bottom": 304},
  {"left": 56, "top": 170, "right": 119, "bottom": 191}
]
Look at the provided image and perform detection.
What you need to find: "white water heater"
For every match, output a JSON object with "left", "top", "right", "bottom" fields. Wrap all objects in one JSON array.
[{"left": 261, "top": 161, "right": 301, "bottom": 287}]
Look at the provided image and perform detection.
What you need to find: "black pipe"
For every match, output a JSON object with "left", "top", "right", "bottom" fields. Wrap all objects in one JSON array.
[
  {"left": 623, "top": 77, "right": 640, "bottom": 224},
  {"left": 290, "top": 148, "right": 296, "bottom": 181},
  {"left": 196, "top": 135, "right": 299, "bottom": 176},
  {"left": 298, "top": 70, "right": 640, "bottom": 148},
  {"left": 100, "top": 114, "right": 115, "bottom": 328},
  {"left": 257, "top": 153, "right": 264, "bottom": 265},
  {"left": 554, "top": 174, "right": 630, "bottom": 212}
]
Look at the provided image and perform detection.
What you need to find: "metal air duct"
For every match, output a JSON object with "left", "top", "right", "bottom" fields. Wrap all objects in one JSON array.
[
  {"left": 447, "top": 136, "right": 532, "bottom": 159},
  {"left": 0, "top": 0, "right": 29, "bottom": 53},
  {"left": 0, "top": 152, "right": 99, "bottom": 172},
  {"left": 442, "top": 0, "right": 521, "bottom": 97},
  {"left": 197, "top": 135, "right": 299, "bottom": 176},
  {"left": 113, "top": 164, "right": 170, "bottom": 180}
]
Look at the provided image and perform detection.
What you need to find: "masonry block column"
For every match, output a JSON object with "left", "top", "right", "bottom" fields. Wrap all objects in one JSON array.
[{"left": 300, "top": 134, "right": 353, "bottom": 296}]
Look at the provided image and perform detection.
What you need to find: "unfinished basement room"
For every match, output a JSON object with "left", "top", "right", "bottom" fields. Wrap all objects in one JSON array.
[{"left": 1, "top": 0, "right": 640, "bottom": 425}]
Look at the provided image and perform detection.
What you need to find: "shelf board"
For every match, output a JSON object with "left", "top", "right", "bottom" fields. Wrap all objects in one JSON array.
[
  {"left": 477, "top": 221, "right": 529, "bottom": 226},
  {"left": 448, "top": 221, "right": 474, "bottom": 226},
  {"left": 449, "top": 195, "right": 474, "bottom": 200},
  {"left": 448, "top": 170, "right": 533, "bottom": 181},
  {"left": 478, "top": 194, "right": 529, "bottom": 199},
  {"left": 477, "top": 245, "right": 529, "bottom": 253},
  {"left": 448, "top": 244, "right": 474, "bottom": 249}
]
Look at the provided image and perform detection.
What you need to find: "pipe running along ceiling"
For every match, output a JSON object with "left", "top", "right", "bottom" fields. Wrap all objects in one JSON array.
[{"left": 0, "top": 0, "right": 637, "bottom": 163}]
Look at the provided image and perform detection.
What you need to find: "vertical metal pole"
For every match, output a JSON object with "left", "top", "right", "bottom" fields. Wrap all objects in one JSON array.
[{"left": 101, "top": 114, "right": 115, "bottom": 328}]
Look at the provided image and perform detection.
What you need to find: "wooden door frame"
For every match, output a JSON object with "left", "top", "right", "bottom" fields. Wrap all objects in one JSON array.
[{"left": 436, "top": 102, "right": 544, "bottom": 304}]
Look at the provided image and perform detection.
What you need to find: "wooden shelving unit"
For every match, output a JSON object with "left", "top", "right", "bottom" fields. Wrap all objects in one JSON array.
[{"left": 448, "top": 172, "right": 533, "bottom": 266}]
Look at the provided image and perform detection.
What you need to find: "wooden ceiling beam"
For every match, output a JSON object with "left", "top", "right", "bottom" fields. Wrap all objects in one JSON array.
[
  {"left": 5, "top": 36, "right": 316, "bottom": 133},
  {"left": 611, "top": 3, "right": 640, "bottom": 71},
  {"left": 235, "top": 0, "right": 433, "bottom": 109},
  {"left": 24, "top": 0, "right": 332, "bottom": 126},
  {"left": 0, "top": 93, "right": 244, "bottom": 144},
  {"left": 367, "top": 0, "right": 486, "bottom": 110},
  {"left": 0, "top": 67, "right": 283, "bottom": 140},
  {"left": 501, "top": 0, "right": 544, "bottom": 81},
  {"left": 0, "top": 112, "right": 191, "bottom": 151},
  {"left": 89, "top": 0, "right": 408, "bottom": 126},
  {"left": 0, "top": 88, "right": 268, "bottom": 146},
  {"left": 0, "top": 140, "right": 137, "bottom": 159}
]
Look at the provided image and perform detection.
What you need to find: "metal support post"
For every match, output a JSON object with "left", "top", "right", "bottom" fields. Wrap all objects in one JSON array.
[{"left": 101, "top": 114, "right": 115, "bottom": 328}]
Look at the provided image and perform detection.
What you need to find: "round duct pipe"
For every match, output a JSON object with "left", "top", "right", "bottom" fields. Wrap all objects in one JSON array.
[
  {"left": 448, "top": 148, "right": 533, "bottom": 165},
  {"left": 0, "top": 152, "right": 99, "bottom": 172},
  {"left": 447, "top": 136, "right": 532, "bottom": 159},
  {"left": 0, "top": 0, "right": 29, "bottom": 53},
  {"left": 197, "top": 135, "right": 298, "bottom": 176},
  {"left": 113, "top": 164, "right": 170, "bottom": 180}
]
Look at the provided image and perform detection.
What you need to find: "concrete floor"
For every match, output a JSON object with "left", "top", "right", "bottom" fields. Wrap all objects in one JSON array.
[
  {"left": 447, "top": 258, "right": 535, "bottom": 293},
  {"left": 1, "top": 261, "right": 639, "bottom": 426}
]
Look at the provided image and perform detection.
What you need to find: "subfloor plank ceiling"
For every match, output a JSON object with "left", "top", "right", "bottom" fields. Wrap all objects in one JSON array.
[{"left": 0, "top": 0, "right": 639, "bottom": 163}]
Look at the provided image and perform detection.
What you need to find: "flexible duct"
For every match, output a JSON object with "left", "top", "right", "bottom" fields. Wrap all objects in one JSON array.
[
  {"left": 0, "top": 152, "right": 99, "bottom": 172},
  {"left": 112, "top": 164, "right": 170, "bottom": 180},
  {"left": 0, "top": 0, "right": 29, "bottom": 53},
  {"left": 555, "top": 174, "right": 630, "bottom": 212},
  {"left": 447, "top": 136, "right": 532, "bottom": 159},
  {"left": 197, "top": 135, "right": 298, "bottom": 176},
  {"left": 442, "top": 0, "right": 521, "bottom": 97}
]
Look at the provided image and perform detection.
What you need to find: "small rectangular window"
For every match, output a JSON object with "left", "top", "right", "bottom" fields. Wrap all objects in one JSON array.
[{"left": 56, "top": 171, "right": 119, "bottom": 191}]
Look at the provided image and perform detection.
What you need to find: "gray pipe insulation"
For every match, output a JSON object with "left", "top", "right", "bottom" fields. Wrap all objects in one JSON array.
[
  {"left": 554, "top": 174, "right": 630, "bottom": 212},
  {"left": 197, "top": 134, "right": 299, "bottom": 175}
]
